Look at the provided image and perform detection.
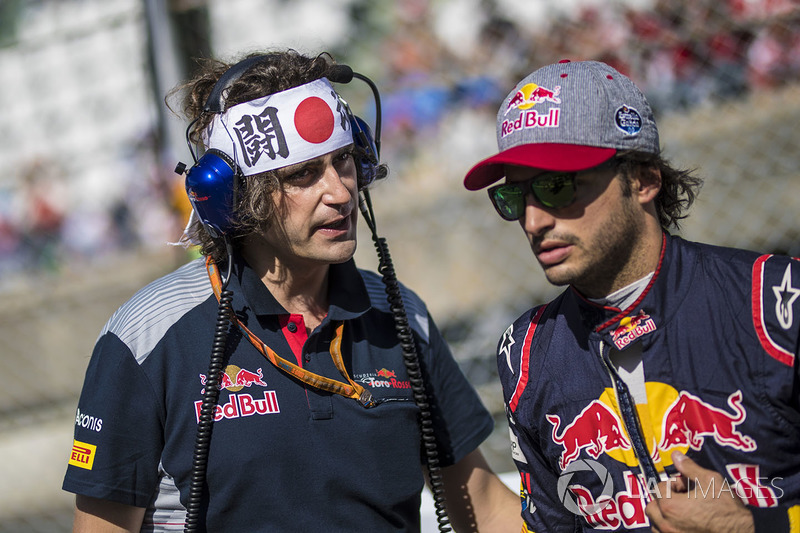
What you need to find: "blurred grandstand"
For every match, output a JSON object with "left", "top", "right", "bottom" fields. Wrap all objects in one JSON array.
[{"left": 1, "top": 0, "right": 798, "bottom": 530}]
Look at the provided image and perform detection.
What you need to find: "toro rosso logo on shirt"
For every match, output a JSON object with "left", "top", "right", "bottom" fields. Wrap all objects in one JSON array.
[
  {"left": 354, "top": 368, "right": 411, "bottom": 390},
  {"left": 195, "top": 365, "right": 280, "bottom": 422}
]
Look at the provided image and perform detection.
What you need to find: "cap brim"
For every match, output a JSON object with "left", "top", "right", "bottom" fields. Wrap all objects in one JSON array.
[{"left": 463, "top": 144, "right": 617, "bottom": 190}]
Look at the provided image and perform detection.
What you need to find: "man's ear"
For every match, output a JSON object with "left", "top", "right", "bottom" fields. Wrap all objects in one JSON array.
[{"left": 636, "top": 165, "right": 661, "bottom": 204}]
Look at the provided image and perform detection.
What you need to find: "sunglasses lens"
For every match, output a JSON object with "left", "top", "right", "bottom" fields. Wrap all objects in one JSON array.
[
  {"left": 531, "top": 174, "right": 575, "bottom": 208},
  {"left": 491, "top": 185, "right": 525, "bottom": 221},
  {"left": 489, "top": 173, "right": 578, "bottom": 220}
]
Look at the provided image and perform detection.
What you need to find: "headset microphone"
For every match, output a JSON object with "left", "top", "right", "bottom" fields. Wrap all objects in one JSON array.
[{"left": 327, "top": 64, "right": 354, "bottom": 84}]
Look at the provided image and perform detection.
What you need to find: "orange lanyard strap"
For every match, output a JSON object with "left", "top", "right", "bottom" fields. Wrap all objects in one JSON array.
[{"left": 206, "top": 258, "right": 374, "bottom": 407}]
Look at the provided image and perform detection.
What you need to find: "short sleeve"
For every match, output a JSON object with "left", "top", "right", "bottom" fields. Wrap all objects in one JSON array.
[{"left": 62, "top": 333, "right": 164, "bottom": 506}]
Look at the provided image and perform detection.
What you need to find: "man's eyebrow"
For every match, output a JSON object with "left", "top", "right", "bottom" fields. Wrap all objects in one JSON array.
[
  {"left": 276, "top": 144, "right": 356, "bottom": 178},
  {"left": 330, "top": 144, "right": 355, "bottom": 157},
  {"left": 276, "top": 160, "right": 312, "bottom": 178}
]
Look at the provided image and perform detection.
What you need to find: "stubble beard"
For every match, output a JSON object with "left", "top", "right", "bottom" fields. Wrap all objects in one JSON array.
[{"left": 541, "top": 198, "right": 644, "bottom": 298}]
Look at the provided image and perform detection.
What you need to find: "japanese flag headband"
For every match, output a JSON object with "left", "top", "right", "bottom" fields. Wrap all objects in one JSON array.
[{"left": 204, "top": 78, "right": 354, "bottom": 176}]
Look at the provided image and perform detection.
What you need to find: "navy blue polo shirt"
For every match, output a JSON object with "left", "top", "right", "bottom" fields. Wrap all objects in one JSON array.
[{"left": 63, "top": 257, "right": 493, "bottom": 532}]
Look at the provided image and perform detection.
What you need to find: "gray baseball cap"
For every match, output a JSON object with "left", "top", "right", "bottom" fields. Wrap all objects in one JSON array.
[{"left": 464, "top": 60, "right": 660, "bottom": 191}]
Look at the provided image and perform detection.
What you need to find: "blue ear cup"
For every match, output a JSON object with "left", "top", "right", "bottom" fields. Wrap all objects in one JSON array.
[
  {"left": 184, "top": 149, "right": 239, "bottom": 238},
  {"left": 350, "top": 115, "right": 378, "bottom": 189}
]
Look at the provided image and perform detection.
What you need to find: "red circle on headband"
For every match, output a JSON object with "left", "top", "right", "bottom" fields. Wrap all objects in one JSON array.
[{"left": 295, "top": 97, "right": 335, "bottom": 143}]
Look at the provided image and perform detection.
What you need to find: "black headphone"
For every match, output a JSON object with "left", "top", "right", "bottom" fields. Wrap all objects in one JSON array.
[{"left": 177, "top": 56, "right": 381, "bottom": 238}]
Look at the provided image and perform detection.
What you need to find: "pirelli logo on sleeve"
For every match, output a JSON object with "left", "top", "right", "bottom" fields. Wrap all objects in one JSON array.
[{"left": 69, "top": 440, "right": 96, "bottom": 470}]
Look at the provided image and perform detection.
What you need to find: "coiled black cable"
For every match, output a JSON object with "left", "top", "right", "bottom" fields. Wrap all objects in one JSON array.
[
  {"left": 339, "top": 64, "right": 451, "bottom": 531},
  {"left": 184, "top": 256, "right": 234, "bottom": 533},
  {"left": 361, "top": 190, "right": 452, "bottom": 532}
]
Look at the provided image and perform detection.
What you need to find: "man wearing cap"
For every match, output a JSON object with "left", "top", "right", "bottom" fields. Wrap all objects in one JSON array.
[
  {"left": 63, "top": 50, "right": 520, "bottom": 532},
  {"left": 464, "top": 59, "right": 800, "bottom": 532}
]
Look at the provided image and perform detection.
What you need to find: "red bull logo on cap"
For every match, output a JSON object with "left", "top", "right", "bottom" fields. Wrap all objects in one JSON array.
[
  {"left": 501, "top": 108, "right": 560, "bottom": 138},
  {"left": 501, "top": 82, "right": 562, "bottom": 138},
  {"left": 504, "top": 83, "right": 562, "bottom": 115}
]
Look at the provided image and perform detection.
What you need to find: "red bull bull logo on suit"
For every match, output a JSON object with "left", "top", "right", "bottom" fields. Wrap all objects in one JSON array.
[
  {"left": 545, "top": 385, "right": 765, "bottom": 529},
  {"left": 547, "top": 400, "right": 631, "bottom": 470},
  {"left": 659, "top": 390, "right": 756, "bottom": 452},
  {"left": 547, "top": 385, "right": 757, "bottom": 470}
]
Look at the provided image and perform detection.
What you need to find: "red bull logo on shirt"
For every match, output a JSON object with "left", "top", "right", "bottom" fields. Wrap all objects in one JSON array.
[
  {"left": 375, "top": 368, "right": 397, "bottom": 379},
  {"left": 195, "top": 365, "right": 279, "bottom": 423},
  {"left": 611, "top": 311, "right": 656, "bottom": 349},
  {"left": 199, "top": 365, "right": 268, "bottom": 394}
]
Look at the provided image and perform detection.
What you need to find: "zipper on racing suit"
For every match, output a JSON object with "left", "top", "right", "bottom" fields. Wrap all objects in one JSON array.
[{"left": 597, "top": 340, "right": 660, "bottom": 486}]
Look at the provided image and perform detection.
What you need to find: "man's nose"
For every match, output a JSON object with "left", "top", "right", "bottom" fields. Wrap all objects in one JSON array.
[{"left": 520, "top": 194, "right": 556, "bottom": 237}]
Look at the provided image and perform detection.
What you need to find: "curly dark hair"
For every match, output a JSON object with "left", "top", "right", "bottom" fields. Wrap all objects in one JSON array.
[
  {"left": 615, "top": 150, "right": 703, "bottom": 231},
  {"left": 167, "top": 49, "right": 388, "bottom": 263}
]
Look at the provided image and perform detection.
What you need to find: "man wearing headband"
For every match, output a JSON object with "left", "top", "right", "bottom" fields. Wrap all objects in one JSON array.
[
  {"left": 63, "top": 50, "right": 519, "bottom": 532},
  {"left": 464, "top": 59, "right": 800, "bottom": 532}
]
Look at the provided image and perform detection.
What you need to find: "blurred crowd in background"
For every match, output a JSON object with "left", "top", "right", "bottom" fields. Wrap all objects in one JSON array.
[{"left": 0, "top": 0, "right": 798, "bottom": 281}]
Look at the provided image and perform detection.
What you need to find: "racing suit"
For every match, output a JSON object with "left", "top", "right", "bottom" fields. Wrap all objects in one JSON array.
[{"left": 498, "top": 233, "right": 800, "bottom": 532}]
